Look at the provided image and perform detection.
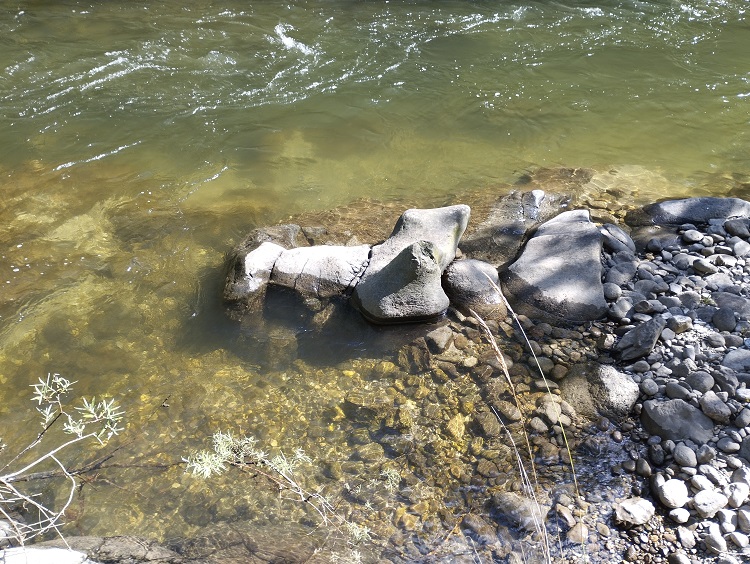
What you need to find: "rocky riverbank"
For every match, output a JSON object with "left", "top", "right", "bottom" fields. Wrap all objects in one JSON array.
[{"left": 7, "top": 169, "right": 750, "bottom": 563}]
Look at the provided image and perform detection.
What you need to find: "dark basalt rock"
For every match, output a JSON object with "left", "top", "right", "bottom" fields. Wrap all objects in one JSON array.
[{"left": 628, "top": 196, "right": 750, "bottom": 226}]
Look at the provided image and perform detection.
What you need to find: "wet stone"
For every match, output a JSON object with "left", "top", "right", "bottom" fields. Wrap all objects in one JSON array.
[{"left": 493, "top": 400, "right": 522, "bottom": 422}]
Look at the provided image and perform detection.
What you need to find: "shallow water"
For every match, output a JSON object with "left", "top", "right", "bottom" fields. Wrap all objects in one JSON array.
[{"left": 0, "top": 0, "right": 749, "bottom": 557}]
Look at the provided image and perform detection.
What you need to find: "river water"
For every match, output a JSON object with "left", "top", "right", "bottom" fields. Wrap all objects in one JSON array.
[{"left": 0, "top": 0, "right": 748, "bottom": 559}]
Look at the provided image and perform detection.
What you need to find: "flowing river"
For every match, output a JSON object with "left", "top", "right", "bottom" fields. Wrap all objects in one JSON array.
[{"left": 0, "top": 0, "right": 748, "bottom": 560}]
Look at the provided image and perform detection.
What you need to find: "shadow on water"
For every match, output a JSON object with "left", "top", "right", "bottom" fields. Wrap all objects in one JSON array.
[{"left": 178, "top": 264, "right": 437, "bottom": 371}]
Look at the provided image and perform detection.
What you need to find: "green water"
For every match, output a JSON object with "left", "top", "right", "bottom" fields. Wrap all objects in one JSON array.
[{"left": 0, "top": 0, "right": 749, "bottom": 557}]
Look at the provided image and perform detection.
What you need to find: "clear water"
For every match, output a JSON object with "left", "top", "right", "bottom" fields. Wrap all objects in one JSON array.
[{"left": 0, "top": 0, "right": 748, "bottom": 556}]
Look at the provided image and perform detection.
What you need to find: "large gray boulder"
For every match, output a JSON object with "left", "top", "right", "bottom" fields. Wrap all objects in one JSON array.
[
  {"left": 270, "top": 245, "right": 370, "bottom": 298},
  {"left": 353, "top": 241, "right": 450, "bottom": 324},
  {"left": 352, "top": 205, "right": 470, "bottom": 323},
  {"left": 641, "top": 399, "right": 715, "bottom": 443},
  {"left": 501, "top": 209, "right": 607, "bottom": 323},
  {"left": 559, "top": 363, "right": 639, "bottom": 420}
]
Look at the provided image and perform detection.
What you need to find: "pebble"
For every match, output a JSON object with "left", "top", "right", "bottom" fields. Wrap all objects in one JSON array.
[{"left": 672, "top": 444, "right": 697, "bottom": 467}]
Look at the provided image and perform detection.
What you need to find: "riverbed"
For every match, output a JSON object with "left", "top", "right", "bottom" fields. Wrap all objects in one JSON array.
[{"left": 0, "top": 0, "right": 748, "bottom": 559}]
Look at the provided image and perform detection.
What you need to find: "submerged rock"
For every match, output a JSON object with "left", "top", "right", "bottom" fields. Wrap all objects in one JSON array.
[{"left": 460, "top": 188, "right": 572, "bottom": 268}]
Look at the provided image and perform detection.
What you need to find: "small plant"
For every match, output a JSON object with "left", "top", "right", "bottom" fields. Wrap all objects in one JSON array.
[
  {"left": 185, "top": 431, "right": 372, "bottom": 545},
  {"left": 380, "top": 467, "right": 401, "bottom": 493},
  {"left": 0, "top": 373, "right": 125, "bottom": 547}
]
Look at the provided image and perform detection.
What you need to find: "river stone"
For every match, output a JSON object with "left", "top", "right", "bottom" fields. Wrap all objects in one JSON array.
[
  {"left": 442, "top": 258, "right": 507, "bottom": 319},
  {"left": 425, "top": 325, "right": 453, "bottom": 353},
  {"left": 615, "top": 315, "right": 667, "bottom": 361},
  {"left": 601, "top": 223, "right": 636, "bottom": 253},
  {"left": 699, "top": 390, "right": 732, "bottom": 424},
  {"left": 271, "top": 244, "right": 371, "bottom": 298},
  {"left": 559, "top": 363, "right": 639, "bottom": 420},
  {"left": 633, "top": 197, "right": 750, "bottom": 226},
  {"left": 727, "top": 482, "right": 750, "bottom": 508},
  {"left": 713, "top": 307, "right": 737, "bottom": 332},
  {"left": 723, "top": 349, "right": 750, "bottom": 373},
  {"left": 712, "top": 291, "right": 750, "bottom": 317},
  {"left": 738, "top": 436, "right": 750, "bottom": 464},
  {"left": 641, "top": 399, "right": 715, "bottom": 443},
  {"left": 492, "top": 491, "right": 549, "bottom": 532},
  {"left": 673, "top": 444, "right": 698, "bottom": 468},
  {"left": 686, "top": 371, "right": 714, "bottom": 394},
  {"left": 567, "top": 522, "right": 588, "bottom": 544},
  {"left": 353, "top": 205, "right": 469, "bottom": 323},
  {"left": 502, "top": 209, "right": 607, "bottom": 323},
  {"left": 704, "top": 523, "right": 728, "bottom": 554},
  {"left": 656, "top": 479, "right": 689, "bottom": 509},
  {"left": 725, "top": 218, "right": 750, "bottom": 238},
  {"left": 224, "top": 241, "right": 285, "bottom": 313},
  {"left": 614, "top": 497, "right": 655, "bottom": 526},
  {"left": 694, "top": 490, "right": 729, "bottom": 519}
]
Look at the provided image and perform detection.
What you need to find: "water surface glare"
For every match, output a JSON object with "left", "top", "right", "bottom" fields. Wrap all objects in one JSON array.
[{"left": 0, "top": 0, "right": 749, "bottom": 557}]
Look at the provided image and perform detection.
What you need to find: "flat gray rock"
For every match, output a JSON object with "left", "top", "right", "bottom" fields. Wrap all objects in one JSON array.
[
  {"left": 615, "top": 316, "right": 667, "bottom": 361},
  {"left": 502, "top": 209, "right": 607, "bottom": 323},
  {"left": 634, "top": 197, "right": 750, "bottom": 226},
  {"left": 641, "top": 399, "right": 715, "bottom": 443},
  {"left": 271, "top": 244, "right": 370, "bottom": 298}
]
